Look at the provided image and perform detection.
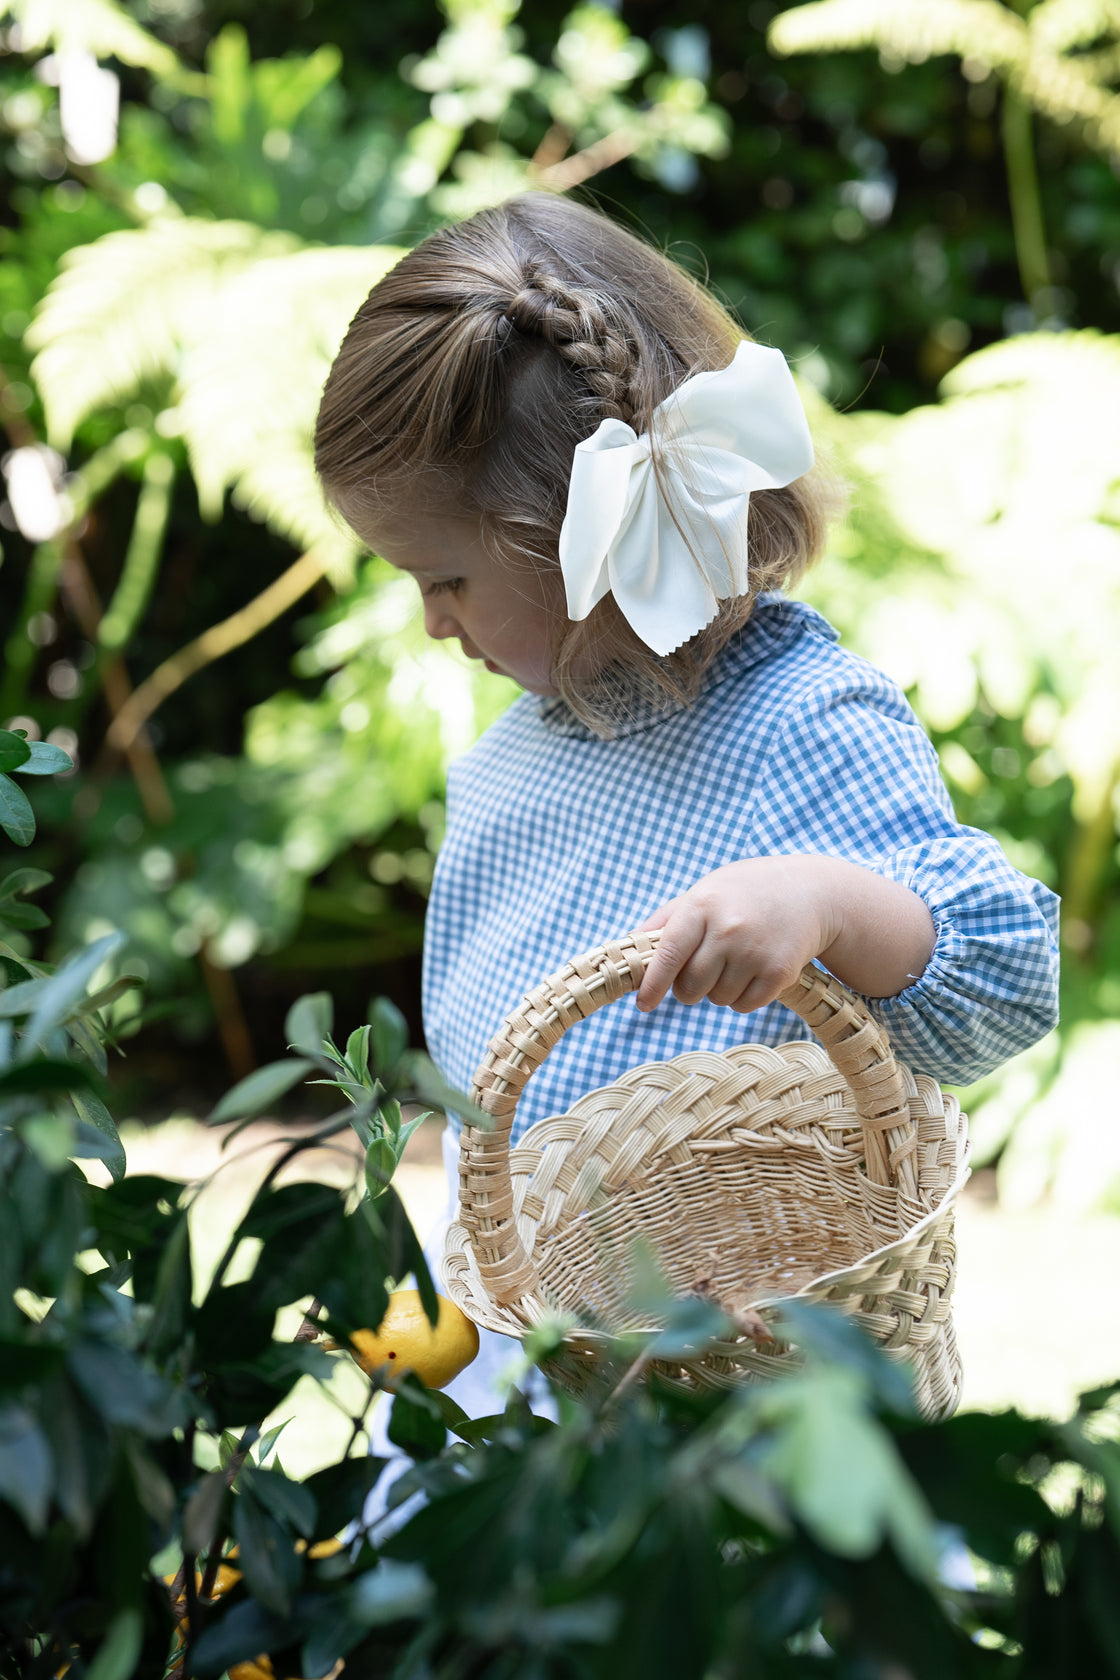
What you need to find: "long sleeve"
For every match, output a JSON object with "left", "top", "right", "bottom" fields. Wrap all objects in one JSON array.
[{"left": 746, "top": 679, "right": 1061, "bottom": 1085}]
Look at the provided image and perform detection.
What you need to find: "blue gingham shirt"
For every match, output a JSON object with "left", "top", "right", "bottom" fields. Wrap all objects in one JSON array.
[{"left": 423, "top": 596, "right": 1060, "bottom": 1143}]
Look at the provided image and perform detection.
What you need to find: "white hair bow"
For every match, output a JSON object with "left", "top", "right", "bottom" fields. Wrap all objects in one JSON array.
[{"left": 557, "top": 340, "right": 814, "bottom": 657}]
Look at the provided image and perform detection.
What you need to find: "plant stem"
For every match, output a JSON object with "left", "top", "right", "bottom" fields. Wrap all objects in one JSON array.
[
  {"left": 1001, "top": 83, "right": 1051, "bottom": 304},
  {"left": 57, "top": 541, "right": 176, "bottom": 825},
  {"left": 104, "top": 545, "right": 330, "bottom": 756},
  {"left": 0, "top": 538, "right": 64, "bottom": 722},
  {"left": 1062, "top": 761, "right": 1120, "bottom": 956},
  {"left": 97, "top": 451, "right": 175, "bottom": 655},
  {"left": 198, "top": 944, "right": 256, "bottom": 1080}
]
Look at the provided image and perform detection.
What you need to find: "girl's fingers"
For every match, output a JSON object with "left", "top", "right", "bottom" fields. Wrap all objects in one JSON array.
[
  {"left": 636, "top": 901, "right": 674, "bottom": 934},
  {"left": 729, "top": 969, "right": 792, "bottom": 1014},
  {"left": 636, "top": 906, "right": 705, "bottom": 1011},
  {"left": 671, "top": 948, "right": 728, "bottom": 1006}
]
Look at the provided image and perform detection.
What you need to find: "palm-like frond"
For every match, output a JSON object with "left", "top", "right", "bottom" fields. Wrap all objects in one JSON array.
[
  {"left": 1030, "top": 0, "right": 1120, "bottom": 56},
  {"left": 769, "top": 0, "right": 1025, "bottom": 70},
  {"left": 940, "top": 325, "right": 1120, "bottom": 396},
  {"left": 177, "top": 244, "right": 401, "bottom": 572},
  {"left": 29, "top": 219, "right": 402, "bottom": 569},
  {"left": 28, "top": 218, "right": 300, "bottom": 450},
  {"left": 3, "top": 0, "right": 199, "bottom": 87},
  {"left": 770, "top": 0, "right": 1120, "bottom": 151}
]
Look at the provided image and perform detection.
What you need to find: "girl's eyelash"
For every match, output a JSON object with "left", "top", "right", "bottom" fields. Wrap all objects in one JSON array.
[{"left": 421, "top": 578, "right": 464, "bottom": 597}]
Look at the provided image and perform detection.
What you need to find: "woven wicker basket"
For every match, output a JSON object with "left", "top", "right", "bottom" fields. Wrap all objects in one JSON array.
[{"left": 443, "top": 931, "right": 970, "bottom": 1419}]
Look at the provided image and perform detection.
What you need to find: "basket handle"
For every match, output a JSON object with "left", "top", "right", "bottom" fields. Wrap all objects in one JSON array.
[{"left": 458, "top": 930, "right": 919, "bottom": 1311}]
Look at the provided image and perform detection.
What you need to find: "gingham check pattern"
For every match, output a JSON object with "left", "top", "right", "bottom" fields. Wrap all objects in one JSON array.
[{"left": 423, "top": 596, "right": 1060, "bottom": 1145}]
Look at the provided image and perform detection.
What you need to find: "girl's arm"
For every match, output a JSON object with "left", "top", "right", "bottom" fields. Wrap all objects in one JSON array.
[
  {"left": 636, "top": 854, "right": 936, "bottom": 1013},
  {"left": 637, "top": 680, "right": 1060, "bottom": 1086}
]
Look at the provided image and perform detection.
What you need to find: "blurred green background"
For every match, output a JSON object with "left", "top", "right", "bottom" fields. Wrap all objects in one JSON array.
[{"left": 1, "top": 0, "right": 1118, "bottom": 1233}]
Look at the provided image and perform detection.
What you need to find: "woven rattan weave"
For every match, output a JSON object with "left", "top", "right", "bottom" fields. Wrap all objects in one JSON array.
[{"left": 442, "top": 931, "right": 970, "bottom": 1419}]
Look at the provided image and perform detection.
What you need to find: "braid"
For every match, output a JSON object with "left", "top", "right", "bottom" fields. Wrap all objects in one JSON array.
[{"left": 503, "top": 272, "right": 639, "bottom": 427}]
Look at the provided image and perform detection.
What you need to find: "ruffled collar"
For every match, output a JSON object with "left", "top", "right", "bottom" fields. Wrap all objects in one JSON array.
[{"left": 536, "top": 594, "right": 837, "bottom": 741}]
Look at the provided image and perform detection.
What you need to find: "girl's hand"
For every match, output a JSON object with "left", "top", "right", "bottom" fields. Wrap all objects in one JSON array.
[{"left": 635, "top": 855, "right": 936, "bottom": 1014}]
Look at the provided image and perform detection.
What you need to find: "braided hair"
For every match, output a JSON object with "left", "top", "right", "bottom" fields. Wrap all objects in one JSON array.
[{"left": 315, "top": 193, "right": 833, "bottom": 734}]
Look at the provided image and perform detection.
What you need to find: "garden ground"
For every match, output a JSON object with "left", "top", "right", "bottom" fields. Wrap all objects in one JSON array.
[{"left": 104, "top": 1114, "right": 1120, "bottom": 1481}]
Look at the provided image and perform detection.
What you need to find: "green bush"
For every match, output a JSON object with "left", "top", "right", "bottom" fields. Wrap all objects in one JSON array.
[{"left": 5, "top": 759, "right": 1120, "bottom": 1679}]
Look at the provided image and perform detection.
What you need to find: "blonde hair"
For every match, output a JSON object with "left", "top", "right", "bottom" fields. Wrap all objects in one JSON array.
[{"left": 315, "top": 192, "right": 834, "bottom": 736}]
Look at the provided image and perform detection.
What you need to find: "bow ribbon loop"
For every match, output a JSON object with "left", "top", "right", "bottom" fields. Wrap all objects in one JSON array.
[{"left": 557, "top": 341, "right": 814, "bottom": 656}]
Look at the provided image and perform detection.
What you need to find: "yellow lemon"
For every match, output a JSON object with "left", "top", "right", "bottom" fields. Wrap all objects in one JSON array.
[
  {"left": 349, "top": 1291, "right": 479, "bottom": 1388},
  {"left": 229, "top": 1661, "right": 274, "bottom": 1680}
]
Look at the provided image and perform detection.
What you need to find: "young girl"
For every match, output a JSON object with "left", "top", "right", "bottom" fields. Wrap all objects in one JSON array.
[{"left": 315, "top": 191, "right": 1059, "bottom": 1418}]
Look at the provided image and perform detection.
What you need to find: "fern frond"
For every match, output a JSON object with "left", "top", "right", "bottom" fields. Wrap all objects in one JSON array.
[
  {"left": 176, "top": 244, "right": 402, "bottom": 572},
  {"left": 768, "top": 0, "right": 1026, "bottom": 73},
  {"left": 1030, "top": 0, "right": 1120, "bottom": 55},
  {"left": 769, "top": 0, "right": 1120, "bottom": 151},
  {"left": 1017, "top": 42, "right": 1120, "bottom": 146},
  {"left": 27, "top": 218, "right": 300, "bottom": 449},
  {"left": 4, "top": 0, "right": 199, "bottom": 88},
  {"left": 940, "top": 327, "right": 1120, "bottom": 396}
]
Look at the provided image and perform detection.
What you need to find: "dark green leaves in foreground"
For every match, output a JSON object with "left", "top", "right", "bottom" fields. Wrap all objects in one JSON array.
[{"left": 0, "top": 730, "right": 71, "bottom": 845}]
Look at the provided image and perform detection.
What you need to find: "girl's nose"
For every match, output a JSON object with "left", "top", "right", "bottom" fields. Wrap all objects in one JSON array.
[{"left": 422, "top": 598, "right": 458, "bottom": 640}]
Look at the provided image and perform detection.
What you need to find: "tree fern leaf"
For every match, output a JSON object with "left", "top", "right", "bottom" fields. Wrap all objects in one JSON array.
[
  {"left": 27, "top": 218, "right": 301, "bottom": 449},
  {"left": 768, "top": 0, "right": 1026, "bottom": 72},
  {"left": 6, "top": 0, "right": 193, "bottom": 86},
  {"left": 941, "top": 327, "right": 1120, "bottom": 397},
  {"left": 769, "top": 0, "right": 1120, "bottom": 150},
  {"left": 1030, "top": 0, "right": 1120, "bottom": 56},
  {"left": 1015, "top": 40, "right": 1120, "bottom": 146},
  {"left": 176, "top": 244, "right": 401, "bottom": 575}
]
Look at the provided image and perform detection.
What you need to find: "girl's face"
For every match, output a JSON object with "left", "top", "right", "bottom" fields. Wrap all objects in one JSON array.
[{"left": 357, "top": 509, "right": 563, "bottom": 695}]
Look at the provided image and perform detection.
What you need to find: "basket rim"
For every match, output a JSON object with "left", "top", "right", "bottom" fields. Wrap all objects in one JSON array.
[{"left": 442, "top": 1153, "right": 971, "bottom": 1342}]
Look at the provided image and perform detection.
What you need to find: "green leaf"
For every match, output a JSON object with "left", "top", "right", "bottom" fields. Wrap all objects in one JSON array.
[
  {"left": 236, "top": 1182, "right": 347, "bottom": 1311},
  {"left": 777, "top": 1298, "right": 917, "bottom": 1416},
  {"left": 302, "top": 1561, "right": 432, "bottom": 1675},
  {"left": 387, "top": 1381, "right": 447, "bottom": 1461},
  {"left": 233, "top": 1484, "right": 300, "bottom": 1616},
  {"left": 25, "top": 932, "right": 126, "bottom": 1054},
  {"left": 759, "top": 1369, "right": 939, "bottom": 1580},
  {"left": 345, "top": 1023, "right": 373, "bottom": 1085},
  {"left": 20, "top": 1112, "right": 78, "bottom": 1172},
  {"left": 403, "top": 1051, "right": 493, "bottom": 1129},
  {"left": 0, "top": 1403, "right": 54, "bottom": 1534},
  {"left": 194, "top": 1279, "right": 276, "bottom": 1364},
  {"left": 71, "top": 1088, "right": 126, "bottom": 1183},
  {"left": 369, "top": 996, "right": 409, "bottom": 1076},
  {"left": 67, "top": 1340, "right": 183, "bottom": 1436},
  {"left": 0, "top": 1058, "right": 101, "bottom": 1098},
  {"left": 11, "top": 740, "right": 73, "bottom": 776},
  {"left": 0, "top": 732, "right": 31, "bottom": 773},
  {"left": 0, "top": 900, "right": 50, "bottom": 931},
  {"left": 285, "top": 991, "right": 333, "bottom": 1056},
  {"left": 0, "top": 774, "right": 35, "bottom": 846},
  {"left": 0, "top": 867, "right": 52, "bottom": 902},
  {"left": 191, "top": 1599, "right": 300, "bottom": 1679},
  {"left": 85, "top": 1607, "right": 143, "bottom": 1680},
  {"left": 242, "top": 1463, "right": 316, "bottom": 1538},
  {"left": 183, "top": 1469, "right": 228, "bottom": 1555},
  {"left": 257, "top": 1419, "right": 289, "bottom": 1465},
  {"left": 40, "top": 1378, "right": 110, "bottom": 1540},
  {"left": 0, "top": 974, "right": 47, "bottom": 1017},
  {"left": 303, "top": 1457, "right": 387, "bottom": 1544},
  {"left": 365, "top": 1135, "right": 397, "bottom": 1200},
  {"left": 360, "top": 1185, "right": 437, "bottom": 1326},
  {"left": 209, "top": 1056, "right": 315, "bottom": 1123},
  {"left": 0, "top": 1343, "right": 66, "bottom": 1391},
  {"left": 145, "top": 1212, "right": 193, "bottom": 1357},
  {"left": 645, "top": 1295, "right": 733, "bottom": 1361}
]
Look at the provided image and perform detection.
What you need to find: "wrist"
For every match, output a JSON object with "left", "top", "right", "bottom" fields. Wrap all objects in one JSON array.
[{"left": 810, "top": 857, "right": 936, "bottom": 999}]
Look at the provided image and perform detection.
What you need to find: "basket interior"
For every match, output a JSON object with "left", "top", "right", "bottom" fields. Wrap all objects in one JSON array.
[
  {"left": 529, "top": 1133, "right": 882, "bottom": 1330},
  {"left": 503, "top": 1041, "right": 958, "bottom": 1333}
]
